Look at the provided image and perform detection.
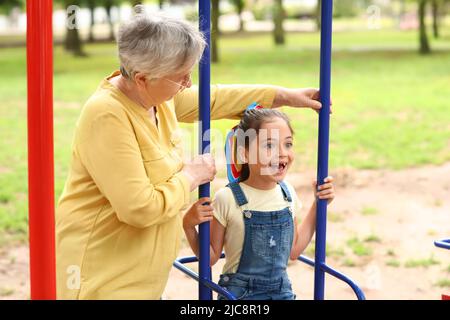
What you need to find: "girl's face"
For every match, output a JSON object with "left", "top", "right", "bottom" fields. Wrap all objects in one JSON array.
[{"left": 245, "top": 117, "right": 294, "bottom": 184}]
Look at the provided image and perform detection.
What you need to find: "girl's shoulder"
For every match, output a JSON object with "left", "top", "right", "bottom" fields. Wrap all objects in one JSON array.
[
  {"left": 213, "top": 186, "right": 235, "bottom": 205},
  {"left": 212, "top": 186, "right": 237, "bottom": 226}
]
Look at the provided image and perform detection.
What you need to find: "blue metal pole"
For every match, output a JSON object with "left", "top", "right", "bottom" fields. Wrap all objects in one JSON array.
[
  {"left": 314, "top": 0, "right": 333, "bottom": 300},
  {"left": 198, "top": 0, "right": 212, "bottom": 300}
]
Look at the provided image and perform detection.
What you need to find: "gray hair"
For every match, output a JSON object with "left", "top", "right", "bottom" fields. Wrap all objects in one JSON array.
[{"left": 118, "top": 5, "right": 206, "bottom": 80}]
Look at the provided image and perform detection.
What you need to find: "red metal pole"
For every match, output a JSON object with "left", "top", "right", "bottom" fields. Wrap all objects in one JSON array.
[{"left": 26, "top": 0, "right": 56, "bottom": 299}]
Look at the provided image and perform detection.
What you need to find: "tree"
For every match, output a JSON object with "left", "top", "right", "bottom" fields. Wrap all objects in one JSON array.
[
  {"left": 87, "top": 0, "right": 96, "bottom": 42},
  {"left": 231, "top": 0, "right": 245, "bottom": 31},
  {"left": 130, "top": 0, "right": 142, "bottom": 5},
  {"left": 418, "top": 0, "right": 431, "bottom": 54},
  {"left": 103, "top": 0, "right": 117, "bottom": 41},
  {"left": 0, "top": 0, "right": 23, "bottom": 29},
  {"left": 0, "top": 0, "right": 22, "bottom": 14},
  {"left": 431, "top": 0, "right": 445, "bottom": 38},
  {"left": 315, "top": 0, "right": 321, "bottom": 31},
  {"left": 432, "top": 0, "right": 438, "bottom": 38},
  {"left": 273, "top": 0, "right": 285, "bottom": 45},
  {"left": 62, "top": 0, "right": 86, "bottom": 56}
]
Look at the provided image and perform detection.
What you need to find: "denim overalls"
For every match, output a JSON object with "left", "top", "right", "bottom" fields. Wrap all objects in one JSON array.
[{"left": 218, "top": 180, "right": 296, "bottom": 300}]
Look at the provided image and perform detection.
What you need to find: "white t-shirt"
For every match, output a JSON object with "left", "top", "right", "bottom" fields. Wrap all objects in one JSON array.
[{"left": 213, "top": 181, "right": 302, "bottom": 274}]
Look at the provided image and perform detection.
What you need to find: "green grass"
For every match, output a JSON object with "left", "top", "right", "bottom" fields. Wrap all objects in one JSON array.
[
  {"left": 364, "top": 234, "right": 381, "bottom": 243},
  {"left": 342, "top": 258, "right": 356, "bottom": 267},
  {"left": 434, "top": 279, "right": 450, "bottom": 288},
  {"left": 386, "top": 259, "right": 401, "bottom": 268},
  {"left": 404, "top": 255, "right": 440, "bottom": 268},
  {"left": 1, "top": 28, "right": 450, "bottom": 239},
  {"left": 386, "top": 249, "right": 396, "bottom": 257},
  {"left": 327, "top": 245, "right": 345, "bottom": 258},
  {"left": 361, "top": 206, "right": 379, "bottom": 216},
  {"left": 0, "top": 287, "right": 15, "bottom": 297},
  {"left": 346, "top": 237, "right": 373, "bottom": 256},
  {"left": 328, "top": 211, "right": 344, "bottom": 223}
]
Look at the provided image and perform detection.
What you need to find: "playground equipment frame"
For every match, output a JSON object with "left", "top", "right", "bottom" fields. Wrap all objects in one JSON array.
[{"left": 26, "top": 0, "right": 365, "bottom": 300}]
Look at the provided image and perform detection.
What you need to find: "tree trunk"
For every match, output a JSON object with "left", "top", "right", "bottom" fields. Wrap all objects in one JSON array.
[
  {"left": 418, "top": 0, "right": 431, "bottom": 54},
  {"left": 105, "top": 0, "right": 115, "bottom": 41},
  {"left": 65, "top": 2, "right": 85, "bottom": 56},
  {"left": 432, "top": 0, "right": 439, "bottom": 38},
  {"left": 236, "top": 0, "right": 245, "bottom": 32},
  {"left": 211, "top": 0, "right": 220, "bottom": 63},
  {"left": 273, "top": 0, "right": 285, "bottom": 45},
  {"left": 88, "top": 0, "right": 95, "bottom": 42},
  {"left": 159, "top": 0, "right": 164, "bottom": 9}
]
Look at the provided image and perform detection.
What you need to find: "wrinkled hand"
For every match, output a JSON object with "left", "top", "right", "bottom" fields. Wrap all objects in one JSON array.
[
  {"left": 313, "top": 176, "right": 335, "bottom": 204},
  {"left": 275, "top": 88, "right": 332, "bottom": 114},
  {"left": 182, "top": 153, "right": 217, "bottom": 191}
]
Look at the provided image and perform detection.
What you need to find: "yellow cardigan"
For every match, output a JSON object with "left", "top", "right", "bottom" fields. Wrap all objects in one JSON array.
[{"left": 55, "top": 71, "right": 277, "bottom": 299}]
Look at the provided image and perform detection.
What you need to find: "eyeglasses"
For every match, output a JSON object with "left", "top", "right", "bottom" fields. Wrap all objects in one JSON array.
[{"left": 161, "top": 73, "right": 192, "bottom": 92}]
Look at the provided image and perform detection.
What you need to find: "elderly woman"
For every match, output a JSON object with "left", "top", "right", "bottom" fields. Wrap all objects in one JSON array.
[{"left": 56, "top": 9, "right": 323, "bottom": 300}]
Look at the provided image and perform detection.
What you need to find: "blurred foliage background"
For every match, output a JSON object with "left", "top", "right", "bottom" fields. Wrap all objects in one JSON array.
[{"left": 0, "top": 0, "right": 449, "bottom": 243}]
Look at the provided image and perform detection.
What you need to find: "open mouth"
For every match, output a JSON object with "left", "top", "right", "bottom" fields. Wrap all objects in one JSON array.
[{"left": 269, "top": 161, "right": 288, "bottom": 174}]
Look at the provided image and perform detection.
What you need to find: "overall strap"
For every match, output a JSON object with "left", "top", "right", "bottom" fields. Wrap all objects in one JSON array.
[
  {"left": 226, "top": 181, "right": 249, "bottom": 207},
  {"left": 278, "top": 181, "right": 292, "bottom": 202}
]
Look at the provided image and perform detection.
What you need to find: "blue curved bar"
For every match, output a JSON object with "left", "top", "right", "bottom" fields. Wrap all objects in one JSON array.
[
  {"left": 173, "top": 256, "right": 236, "bottom": 300},
  {"left": 298, "top": 255, "right": 365, "bottom": 300},
  {"left": 434, "top": 238, "right": 450, "bottom": 250},
  {"left": 174, "top": 254, "right": 364, "bottom": 300}
]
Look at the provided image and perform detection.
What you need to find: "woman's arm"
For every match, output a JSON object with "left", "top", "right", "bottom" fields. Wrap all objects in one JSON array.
[
  {"left": 174, "top": 84, "right": 277, "bottom": 123},
  {"left": 173, "top": 85, "right": 324, "bottom": 123}
]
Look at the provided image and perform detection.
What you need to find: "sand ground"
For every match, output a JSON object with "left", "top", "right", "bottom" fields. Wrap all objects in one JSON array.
[{"left": 1, "top": 163, "right": 449, "bottom": 300}]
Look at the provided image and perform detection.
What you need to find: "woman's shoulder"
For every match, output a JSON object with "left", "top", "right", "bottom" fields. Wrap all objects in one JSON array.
[
  {"left": 77, "top": 84, "right": 132, "bottom": 127},
  {"left": 75, "top": 88, "right": 132, "bottom": 144},
  {"left": 81, "top": 87, "right": 128, "bottom": 122}
]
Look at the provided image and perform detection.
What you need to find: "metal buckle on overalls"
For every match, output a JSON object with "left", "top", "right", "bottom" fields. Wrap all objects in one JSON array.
[{"left": 244, "top": 210, "right": 252, "bottom": 219}]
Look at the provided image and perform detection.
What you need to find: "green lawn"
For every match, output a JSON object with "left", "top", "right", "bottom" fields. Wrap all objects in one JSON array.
[{"left": 0, "top": 28, "right": 450, "bottom": 241}]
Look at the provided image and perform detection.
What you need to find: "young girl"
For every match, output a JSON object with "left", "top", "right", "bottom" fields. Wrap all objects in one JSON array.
[{"left": 183, "top": 108, "right": 335, "bottom": 300}]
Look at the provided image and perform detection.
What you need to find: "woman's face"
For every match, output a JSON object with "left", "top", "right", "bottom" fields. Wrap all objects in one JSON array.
[
  {"left": 135, "top": 64, "right": 194, "bottom": 106},
  {"left": 245, "top": 117, "right": 295, "bottom": 183}
]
